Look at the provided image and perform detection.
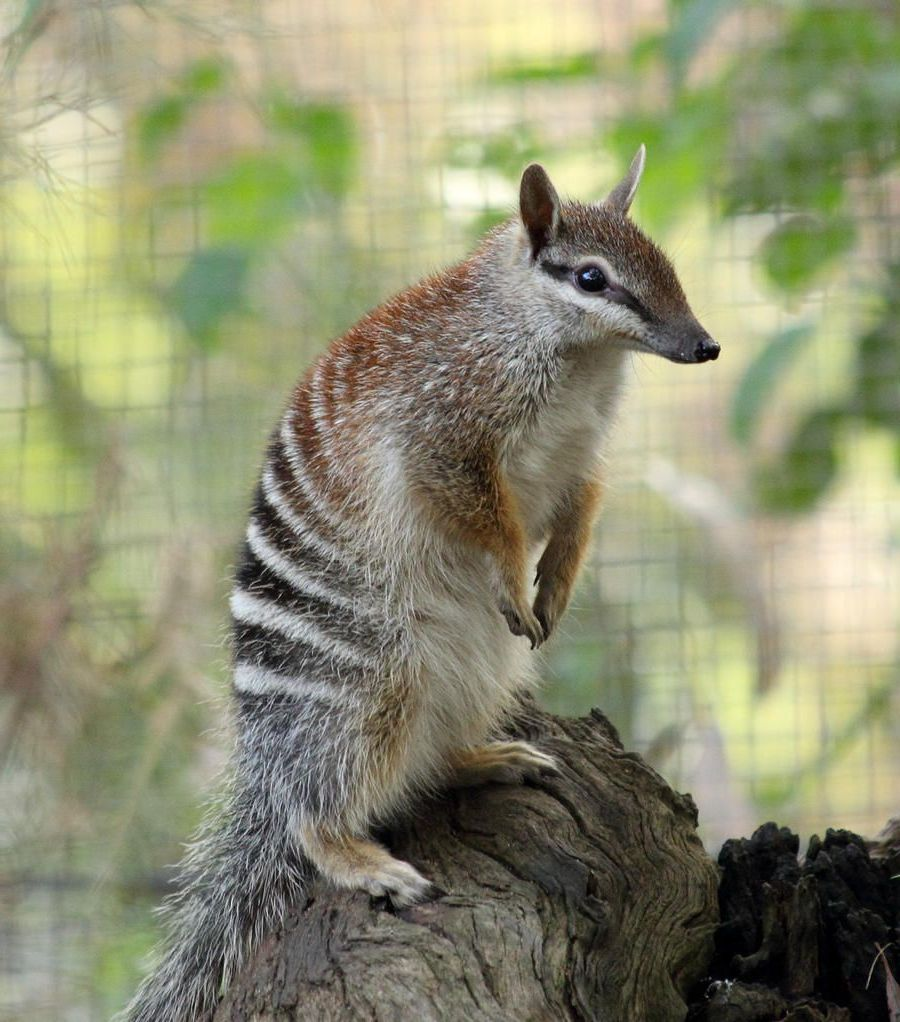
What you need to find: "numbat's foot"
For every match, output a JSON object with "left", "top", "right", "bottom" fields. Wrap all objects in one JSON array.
[{"left": 300, "top": 827, "right": 437, "bottom": 907}]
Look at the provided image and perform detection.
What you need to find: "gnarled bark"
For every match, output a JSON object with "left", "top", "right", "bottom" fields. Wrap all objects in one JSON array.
[{"left": 214, "top": 704, "right": 719, "bottom": 1022}]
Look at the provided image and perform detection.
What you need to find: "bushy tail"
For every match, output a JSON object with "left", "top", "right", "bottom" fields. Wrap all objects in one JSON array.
[{"left": 119, "top": 782, "right": 309, "bottom": 1022}]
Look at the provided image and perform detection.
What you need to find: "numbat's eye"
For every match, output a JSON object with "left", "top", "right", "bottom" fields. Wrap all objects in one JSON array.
[{"left": 574, "top": 265, "right": 608, "bottom": 293}]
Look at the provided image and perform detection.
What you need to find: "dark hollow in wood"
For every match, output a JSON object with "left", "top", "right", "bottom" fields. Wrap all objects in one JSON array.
[{"left": 214, "top": 703, "right": 719, "bottom": 1022}]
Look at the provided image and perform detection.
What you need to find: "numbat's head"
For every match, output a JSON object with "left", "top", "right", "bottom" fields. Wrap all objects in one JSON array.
[{"left": 516, "top": 146, "right": 719, "bottom": 365}]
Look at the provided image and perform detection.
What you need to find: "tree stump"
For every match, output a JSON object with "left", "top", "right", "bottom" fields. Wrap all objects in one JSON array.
[
  {"left": 214, "top": 703, "right": 719, "bottom": 1022},
  {"left": 690, "top": 821, "right": 900, "bottom": 1022}
]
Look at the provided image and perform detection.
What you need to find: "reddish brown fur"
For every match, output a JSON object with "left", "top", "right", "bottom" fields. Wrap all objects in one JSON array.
[
  {"left": 359, "top": 671, "right": 420, "bottom": 797},
  {"left": 407, "top": 448, "right": 531, "bottom": 620},
  {"left": 560, "top": 202, "right": 688, "bottom": 318},
  {"left": 533, "top": 475, "right": 603, "bottom": 635}
]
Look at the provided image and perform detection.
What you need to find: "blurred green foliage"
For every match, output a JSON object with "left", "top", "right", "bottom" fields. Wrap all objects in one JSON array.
[
  {"left": 1, "top": 46, "right": 362, "bottom": 1013},
  {"left": 452, "top": 0, "right": 900, "bottom": 515},
  {"left": 486, "top": 50, "right": 603, "bottom": 84},
  {"left": 138, "top": 58, "right": 230, "bottom": 162},
  {"left": 135, "top": 58, "right": 358, "bottom": 346},
  {"left": 729, "top": 324, "right": 815, "bottom": 447}
]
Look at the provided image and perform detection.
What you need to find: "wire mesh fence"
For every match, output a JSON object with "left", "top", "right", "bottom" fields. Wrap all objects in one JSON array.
[{"left": 1, "top": 0, "right": 899, "bottom": 1016}]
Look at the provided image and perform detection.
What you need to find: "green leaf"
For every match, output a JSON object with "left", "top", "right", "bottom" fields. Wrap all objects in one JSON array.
[
  {"left": 136, "top": 58, "right": 229, "bottom": 163},
  {"left": 202, "top": 154, "right": 307, "bottom": 247},
  {"left": 723, "top": 161, "right": 846, "bottom": 217},
  {"left": 730, "top": 324, "right": 815, "bottom": 446},
  {"left": 753, "top": 407, "right": 843, "bottom": 514},
  {"left": 179, "top": 56, "right": 230, "bottom": 96},
  {"left": 605, "top": 87, "right": 729, "bottom": 229},
  {"left": 629, "top": 32, "right": 666, "bottom": 69},
  {"left": 720, "top": 5, "right": 900, "bottom": 213},
  {"left": 137, "top": 96, "right": 188, "bottom": 163},
  {"left": 167, "top": 246, "right": 251, "bottom": 346},
  {"left": 443, "top": 125, "right": 542, "bottom": 179},
  {"left": 852, "top": 275, "right": 900, "bottom": 430},
  {"left": 487, "top": 51, "right": 602, "bottom": 84},
  {"left": 760, "top": 214, "right": 855, "bottom": 295},
  {"left": 266, "top": 101, "right": 357, "bottom": 196}
]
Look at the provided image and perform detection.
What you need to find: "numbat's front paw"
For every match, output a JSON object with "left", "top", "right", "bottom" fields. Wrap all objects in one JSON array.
[
  {"left": 532, "top": 585, "right": 563, "bottom": 642},
  {"left": 499, "top": 599, "right": 545, "bottom": 649},
  {"left": 451, "top": 740, "right": 560, "bottom": 787}
]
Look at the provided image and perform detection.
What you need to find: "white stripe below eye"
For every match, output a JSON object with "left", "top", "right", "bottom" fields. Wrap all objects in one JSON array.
[
  {"left": 233, "top": 663, "right": 360, "bottom": 706},
  {"left": 246, "top": 518, "right": 356, "bottom": 611},
  {"left": 260, "top": 464, "right": 353, "bottom": 571},
  {"left": 229, "top": 589, "right": 369, "bottom": 669}
]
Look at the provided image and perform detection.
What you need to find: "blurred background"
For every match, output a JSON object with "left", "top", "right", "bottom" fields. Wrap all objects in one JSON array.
[{"left": 1, "top": 0, "right": 898, "bottom": 1016}]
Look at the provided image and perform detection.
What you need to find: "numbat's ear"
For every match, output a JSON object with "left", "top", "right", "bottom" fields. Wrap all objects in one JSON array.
[
  {"left": 520, "top": 163, "right": 561, "bottom": 260},
  {"left": 605, "top": 144, "right": 646, "bottom": 217}
]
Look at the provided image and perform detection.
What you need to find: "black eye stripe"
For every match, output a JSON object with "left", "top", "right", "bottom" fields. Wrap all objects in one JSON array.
[
  {"left": 537, "top": 260, "right": 652, "bottom": 322},
  {"left": 538, "top": 260, "right": 572, "bottom": 281},
  {"left": 613, "top": 289, "right": 653, "bottom": 323}
]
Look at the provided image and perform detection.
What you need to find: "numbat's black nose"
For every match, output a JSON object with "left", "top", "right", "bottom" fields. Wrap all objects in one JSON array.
[{"left": 694, "top": 337, "right": 720, "bottom": 362}]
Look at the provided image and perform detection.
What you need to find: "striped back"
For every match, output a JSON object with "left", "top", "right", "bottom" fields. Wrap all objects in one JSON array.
[{"left": 230, "top": 377, "right": 390, "bottom": 704}]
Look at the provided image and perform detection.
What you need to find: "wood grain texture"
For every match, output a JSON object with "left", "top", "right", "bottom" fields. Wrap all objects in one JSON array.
[{"left": 214, "top": 702, "right": 719, "bottom": 1022}]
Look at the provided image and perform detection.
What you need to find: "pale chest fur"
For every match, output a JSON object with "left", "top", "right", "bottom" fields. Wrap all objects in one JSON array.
[
  {"left": 355, "top": 346, "right": 627, "bottom": 787},
  {"left": 380, "top": 349, "right": 627, "bottom": 778},
  {"left": 505, "top": 347, "right": 627, "bottom": 542}
]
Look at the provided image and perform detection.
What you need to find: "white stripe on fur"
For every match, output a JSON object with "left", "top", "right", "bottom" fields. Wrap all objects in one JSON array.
[
  {"left": 309, "top": 361, "right": 338, "bottom": 463},
  {"left": 279, "top": 415, "right": 346, "bottom": 535},
  {"left": 233, "top": 662, "right": 359, "bottom": 705},
  {"left": 260, "top": 464, "right": 352, "bottom": 570},
  {"left": 246, "top": 519, "right": 356, "bottom": 611},
  {"left": 229, "top": 589, "right": 368, "bottom": 669}
]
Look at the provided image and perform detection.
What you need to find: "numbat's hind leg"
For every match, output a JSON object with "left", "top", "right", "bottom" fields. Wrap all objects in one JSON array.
[
  {"left": 450, "top": 740, "right": 559, "bottom": 787},
  {"left": 299, "top": 825, "right": 437, "bottom": 907}
]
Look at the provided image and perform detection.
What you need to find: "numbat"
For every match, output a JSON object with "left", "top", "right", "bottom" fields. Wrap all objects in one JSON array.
[{"left": 123, "top": 147, "right": 719, "bottom": 1022}]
